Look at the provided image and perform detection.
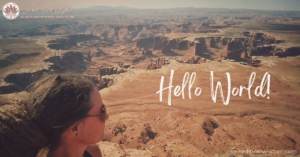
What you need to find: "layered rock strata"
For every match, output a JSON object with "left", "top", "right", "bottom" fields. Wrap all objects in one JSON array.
[
  {"left": 136, "top": 32, "right": 297, "bottom": 60},
  {"left": 47, "top": 34, "right": 99, "bottom": 50},
  {"left": 1, "top": 51, "right": 86, "bottom": 94}
]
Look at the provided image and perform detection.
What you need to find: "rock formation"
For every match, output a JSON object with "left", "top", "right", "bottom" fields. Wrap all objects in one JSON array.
[
  {"left": 194, "top": 39, "right": 208, "bottom": 56},
  {"left": 47, "top": 34, "right": 99, "bottom": 50},
  {"left": 142, "top": 50, "right": 153, "bottom": 55},
  {"left": 44, "top": 51, "right": 86, "bottom": 72},
  {"left": 118, "top": 62, "right": 131, "bottom": 69},
  {"left": 84, "top": 74, "right": 113, "bottom": 90},
  {"left": 147, "top": 58, "right": 169, "bottom": 70},
  {"left": 250, "top": 45, "right": 300, "bottom": 57},
  {"left": 188, "top": 56, "right": 206, "bottom": 64},
  {"left": 136, "top": 36, "right": 193, "bottom": 54},
  {"left": 247, "top": 57, "right": 262, "bottom": 67},
  {"left": 0, "top": 59, "right": 11, "bottom": 68},
  {"left": 136, "top": 32, "right": 297, "bottom": 60},
  {"left": 0, "top": 83, "right": 20, "bottom": 94},
  {"left": 1, "top": 51, "right": 86, "bottom": 94},
  {"left": 99, "top": 66, "right": 126, "bottom": 77},
  {"left": 0, "top": 53, "right": 40, "bottom": 68},
  {"left": 250, "top": 45, "right": 275, "bottom": 56},
  {"left": 93, "top": 48, "right": 106, "bottom": 57},
  {"left": 281, "top": 47, "right": 300, "bottom": 56}
]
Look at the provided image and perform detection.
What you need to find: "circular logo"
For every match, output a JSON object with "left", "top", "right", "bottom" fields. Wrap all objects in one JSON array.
[{"left": 2, "top": 2, "right": 19, "bottom": 20}]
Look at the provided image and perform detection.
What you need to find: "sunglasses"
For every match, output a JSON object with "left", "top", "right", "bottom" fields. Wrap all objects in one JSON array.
[{"left": 86, "top": 104, "right": 107, "bottom": 121}]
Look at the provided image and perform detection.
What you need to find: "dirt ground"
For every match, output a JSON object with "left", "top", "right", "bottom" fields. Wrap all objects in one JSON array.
[{"left": 100, "top": 57, "right": 300, "bottom": 157}]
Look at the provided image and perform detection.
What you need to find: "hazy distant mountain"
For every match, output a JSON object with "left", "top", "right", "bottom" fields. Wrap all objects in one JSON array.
[{"left": 79, "top": 6, "right": 138, "bottom": 10}]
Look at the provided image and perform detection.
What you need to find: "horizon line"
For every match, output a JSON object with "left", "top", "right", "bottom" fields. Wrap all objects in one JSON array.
[
  {"left": 1, "top": 6, "right": 300, "bottom": 12},
  {"left": 77, "top": 6, "right": 300, "bottom": 11}
]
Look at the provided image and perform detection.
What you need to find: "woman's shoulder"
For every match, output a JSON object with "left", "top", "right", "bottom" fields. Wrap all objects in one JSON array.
[{"left": 86, "top": 144, "right": 102, "bottom": 157}]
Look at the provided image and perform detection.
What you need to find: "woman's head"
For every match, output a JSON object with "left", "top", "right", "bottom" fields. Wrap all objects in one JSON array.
[
  {"left": 25, "top": 73, "right": 108, "bottom": 150},
  {"left": 0, "top": 104, "right": 47, "bottom": 157}
]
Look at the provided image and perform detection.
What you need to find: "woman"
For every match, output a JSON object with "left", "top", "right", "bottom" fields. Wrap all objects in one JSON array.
[
  {"left": 25, "top": 73, "right": 108, "bottom": 157},
  {"left": 0, "top": 104, "right": 47, "bottom": 157}
]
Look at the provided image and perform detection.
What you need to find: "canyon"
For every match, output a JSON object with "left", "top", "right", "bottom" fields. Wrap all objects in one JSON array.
[{"left": 0, "top": 6, "right": 300, "bottom": 157}]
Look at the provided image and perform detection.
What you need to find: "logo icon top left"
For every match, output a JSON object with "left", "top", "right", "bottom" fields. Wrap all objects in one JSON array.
[{"left": 2, "top": 2, "right": 20, "bottom": 20}]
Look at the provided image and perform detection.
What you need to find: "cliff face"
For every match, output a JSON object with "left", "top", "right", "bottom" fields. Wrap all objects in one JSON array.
[
  {"left": 250, "top": 45, "right": 275, "bottom": 56},
  {"left": 194, "top": 40, "right": 208, "bottom": 56},
  {"left": 136, "top": 36, "right": 193, "bottom": 54},
  {"left": 249, "top": 33, "right": 283, "bottom": 46},
  {"left": 0, "top": 59, "right": 11, "bottom": 67},
  {"left": 47, "top": 34, "right": 99, "bottom": 50},
  {"left": 99, "top": 63, "right": 131, "bottom": 77},
  {"left": 226, "top": 39, "right": 248, "bottom": 60},
  {"left": 274, "top": 47, "right": 300, "bottom": 57},
  {"left": 136, "top": 32, "right": 298, "bottom": 59},
  {"left": 136, "top": 36, "right": 250, "bottom": 60},
  {"left": 226, "top": 39, "right": 246, "bottom": 51},
  {"left": 283, "top": 47, "right": 300, "bottom": 56},
  {"left": 249, "top": 32, "right": 300, "bottom": 57},
  {"left": 99, "top": 67, "right": 126, "bottom": 77},
  {"left": 1, "top": 51, "right": 86, "bottom": 94},
  {"left": 194, "top": 37, "right": 248, "bottom": 60},
  {"left": 44, "top": 51, "right": 86, "bottom": 72},
  {"left": 4, "top": 69, "right": 47, "bottom": 92},
  {"left": 247, "top": 32, "right": 294, "bottom": 57},
  {"left": 0, "top": 53, "right": 40, "bottom": 68},
  {"left": 0, "top": 83, "right": 20, "bottom": 94}
]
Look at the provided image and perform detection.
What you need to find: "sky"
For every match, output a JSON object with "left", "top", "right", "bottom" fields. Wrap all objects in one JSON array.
[{"left": 1, "top": 0, "right": 300, "bottom": 11}]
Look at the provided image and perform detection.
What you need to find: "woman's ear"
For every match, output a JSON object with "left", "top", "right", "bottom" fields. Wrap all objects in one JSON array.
[
  {"left": 72, "top": 122, "right": 80, "bottom": 137},
  {"left": 64, "top": 122, "right": 80, "bottom": 139},
  {"left": 60, "top": 122, "right": 80, "bottom": 143},
  {"left": 71, "top": 120, "right": 86, "bottom": 136},
  {"left": 63, "top": 119, "right": 85, "bottom": 140},
  {"left": 72, "top": 125, "right": 78, "bottom": 132}
]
